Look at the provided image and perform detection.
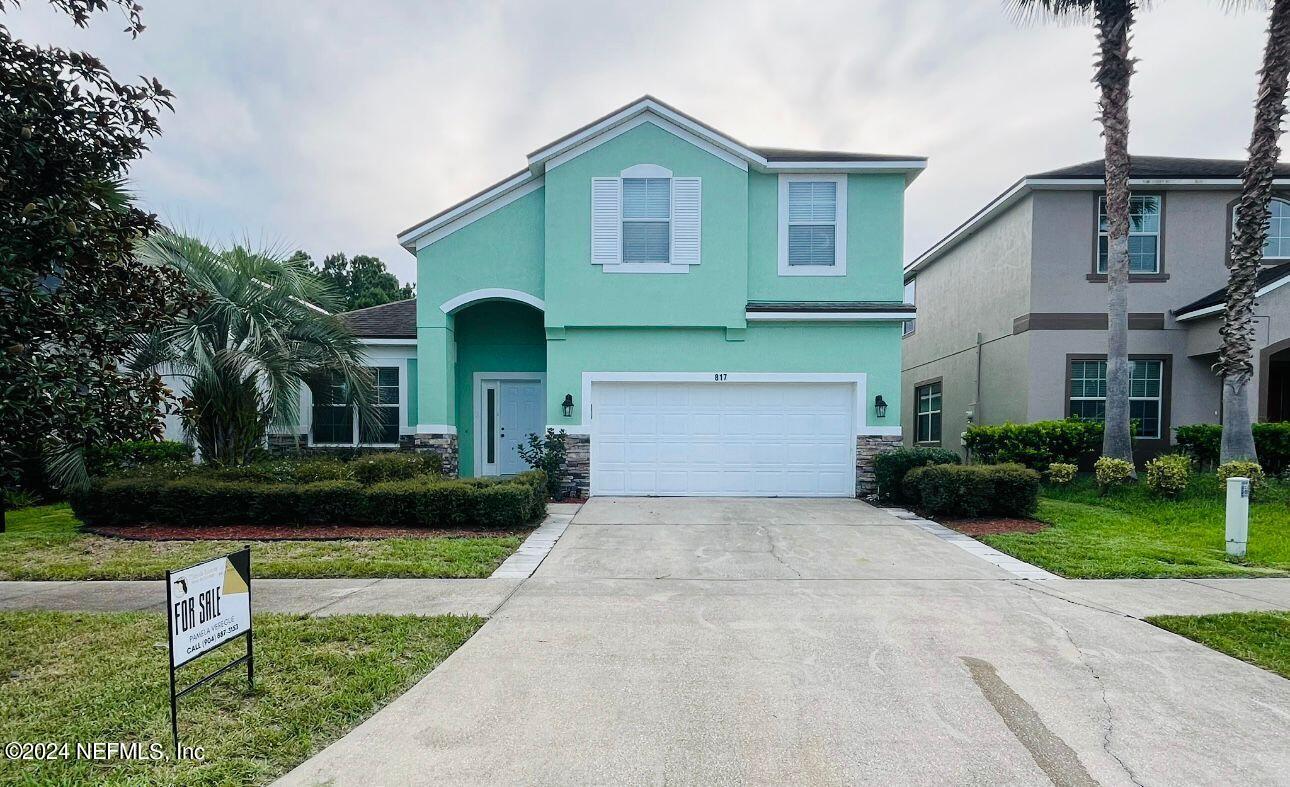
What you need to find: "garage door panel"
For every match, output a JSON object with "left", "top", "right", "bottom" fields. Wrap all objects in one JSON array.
[{"left": 592, "top": 381, "right": 855, "bottom": 497}]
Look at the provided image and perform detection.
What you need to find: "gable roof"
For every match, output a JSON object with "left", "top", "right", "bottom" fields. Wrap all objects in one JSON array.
[
  {"left": 1032, "top": 156, "right": 1290, "bottom": 180},
  {"left": 1174, "top": 264, "right": 1290, "bottom": 321},
  {"left": 398, "top": 96, "right": 926, "bottom": 253},
  {"left": 338, "top": 298, "right": 416, "bottom": 339},
  {"left": 906, "top": 155, "right": 1290, "bottom": 278}
]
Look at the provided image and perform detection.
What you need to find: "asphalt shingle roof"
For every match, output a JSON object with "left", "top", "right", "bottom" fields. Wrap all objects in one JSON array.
[
  {"left": 338, "top": 298, "right": 416, "bottom": 339},
  {"left": 1175, "top": 263, "right": 1290, "bottom": 317},
  {"left": 1030, "top": 156, "right": 1290, "bottom": 180}
]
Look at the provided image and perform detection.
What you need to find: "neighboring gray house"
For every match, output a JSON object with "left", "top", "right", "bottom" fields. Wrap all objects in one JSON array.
[{"left": 901, "top": 157, "right": 1290, "bottom": 458}]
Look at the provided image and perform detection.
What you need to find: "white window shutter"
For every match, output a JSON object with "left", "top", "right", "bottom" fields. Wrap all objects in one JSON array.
[
  {"left": 671, "top": 177, "right": 701, "bottom": 265},
  {"left": 591, "top": 178, "right": 621, "bottom": 265}
]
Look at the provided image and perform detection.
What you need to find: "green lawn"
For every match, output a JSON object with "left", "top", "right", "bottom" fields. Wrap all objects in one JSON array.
[
  {"left": 0, "top": 611, "right": 483, "bottom": 785},
  {"left": 978, "top": 477, "right": 1290, "bottom": 579},
  {"left": 0, "top": 504, "right": 522, "bottom": 580},
  {"left": 1149, "top": 612, "right": 1290, "bottom": 679}
]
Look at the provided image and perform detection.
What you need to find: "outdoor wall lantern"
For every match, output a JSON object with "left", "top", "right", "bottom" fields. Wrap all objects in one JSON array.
[
  {"left": 874, "top": 395, "right": 888, "bottom": 418},
  {"left": 562, "top": 394, "right": 575, "bottom": 418}
]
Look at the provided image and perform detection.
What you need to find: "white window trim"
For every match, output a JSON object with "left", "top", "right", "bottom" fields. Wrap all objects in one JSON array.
[
  {"left": 778, "top": 174, "right": 847, "bottom": 277},
  {"left": 1231, "top": 197, "right": 1290, "bottom": 261},
  {"left": 1097, "top": 194, "right": 1161, "bottom": 274}
]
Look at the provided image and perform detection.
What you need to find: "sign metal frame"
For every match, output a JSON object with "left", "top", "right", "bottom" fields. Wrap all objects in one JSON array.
[{"left": 164, "top": 547, "right": 254, "bottom": 756}]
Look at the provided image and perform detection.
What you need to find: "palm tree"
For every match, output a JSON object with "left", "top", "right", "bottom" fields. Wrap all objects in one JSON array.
[
  {"left": 1221, "top": 0, "right": 1290, "bottom": 464},
  {"left": 1011, "top": 0, "right": 1139, "bottom": 468},
  {"left": 132, "top": 233, "right": 375, "bottom": 465}
]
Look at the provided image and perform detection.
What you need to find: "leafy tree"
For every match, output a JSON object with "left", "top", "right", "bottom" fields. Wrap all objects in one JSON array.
[
  {"left": 298, "top": 250, "right": 414, "bottom": 312},
  {"left": 1221, "top": 0, "right": 1290, "bottom": 464},
  {"left": 1010, "top": 0, "right": 1139, "bottom": 470},
  {"left": 0, "top": 0, "right": 199, "bottom": 525},
  {"left": 131, "top": 234, "right": 376, "bottom": 466}
]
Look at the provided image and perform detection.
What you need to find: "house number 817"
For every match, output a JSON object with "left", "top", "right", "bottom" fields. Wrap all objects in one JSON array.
[{"left": 713, "top": 373, "right": 727, "bottom": 381}]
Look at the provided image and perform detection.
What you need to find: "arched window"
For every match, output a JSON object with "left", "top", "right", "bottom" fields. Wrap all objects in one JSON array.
[{"left": 1234, "top": 197, "right": 1290, "bottom": 260}]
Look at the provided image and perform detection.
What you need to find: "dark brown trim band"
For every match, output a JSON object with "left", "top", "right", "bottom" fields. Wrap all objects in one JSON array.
[{"left": 1013, "top": 313, "right": 1166, "bottom": 334}]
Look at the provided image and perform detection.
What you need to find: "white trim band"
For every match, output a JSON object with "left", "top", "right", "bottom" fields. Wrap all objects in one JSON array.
[{"left": 439, "top": 288, "right": 546, "bottom": 315}]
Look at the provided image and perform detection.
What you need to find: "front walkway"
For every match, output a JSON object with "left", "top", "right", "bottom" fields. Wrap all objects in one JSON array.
[{"left": 275, "top": 497, "right": 1290, "bottom": 786}]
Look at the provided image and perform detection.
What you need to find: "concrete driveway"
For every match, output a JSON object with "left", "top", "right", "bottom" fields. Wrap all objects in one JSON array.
[{"left": 280, "top": 498, "right": 1290, "bottom": 786}]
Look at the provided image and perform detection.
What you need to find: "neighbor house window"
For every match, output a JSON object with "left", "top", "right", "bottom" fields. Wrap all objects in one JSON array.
[
  {"left": 1232, "top": 197, "right": 1290, "bottom": 260},
  {"left": 312, "top": 366, "right": 400, "bottom": 445},
  {"left": 1067, "top": 358, "right": 1164, "bottom": 439},
  {"left": 902, "top": 279, "right": 916, "bottom": 337},
  {"left": 915, "top": 382, "right": 942, "bottom": 444},
  {"left": 1097, "top": 194, "right": 1161, "bottom": 274},
  {"left": 621, "top": 177, "right": 671, "bottom": 263},
  {"left": 778, "top": 175, "right": 847, "bottom": 275}
]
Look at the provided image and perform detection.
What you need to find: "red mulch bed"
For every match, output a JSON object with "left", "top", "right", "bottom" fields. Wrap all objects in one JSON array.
[
  {"left": 938, "top": 517, "right": 1049, "bottom": 536},
  {"left": 85, "top": 523, "right": 532, "bottom": 542}
]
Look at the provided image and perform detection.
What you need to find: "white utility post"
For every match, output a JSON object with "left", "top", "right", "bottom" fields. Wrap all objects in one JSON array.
[{"left": 1225, "top": 476, "right": 1250, "bottom": 558}]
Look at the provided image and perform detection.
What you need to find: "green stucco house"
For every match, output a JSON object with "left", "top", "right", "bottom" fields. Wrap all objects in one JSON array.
[{"left": 315, "top": 97, "right": 923, "bottom": 497}]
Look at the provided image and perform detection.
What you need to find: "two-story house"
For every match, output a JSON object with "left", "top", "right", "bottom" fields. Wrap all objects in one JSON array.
[
  {"left": 901, "top": 157, "right": 1290, "bottom": 457},
  {"left": 288, "top": 98, "right": 923, "bottom": 497}
]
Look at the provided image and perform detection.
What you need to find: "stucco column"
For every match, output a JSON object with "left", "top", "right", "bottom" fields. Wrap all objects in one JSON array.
[{"left": 416, "top": 322, "right": 458, "bottom": 475}]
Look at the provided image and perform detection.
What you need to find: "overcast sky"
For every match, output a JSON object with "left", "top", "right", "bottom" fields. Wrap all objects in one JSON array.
[{"left": 7, "top": 0, "right": 1274, "bottom": 285}]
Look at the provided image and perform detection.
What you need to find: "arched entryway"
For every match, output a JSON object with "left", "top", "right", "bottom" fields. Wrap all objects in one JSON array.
[{"left": 451, "top": 300, "right": 546, "bottom": 477}]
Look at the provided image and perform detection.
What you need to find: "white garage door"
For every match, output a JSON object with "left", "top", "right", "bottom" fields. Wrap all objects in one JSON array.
[{"left": 591, "top": 381, "right": 855, "bottom": 497}]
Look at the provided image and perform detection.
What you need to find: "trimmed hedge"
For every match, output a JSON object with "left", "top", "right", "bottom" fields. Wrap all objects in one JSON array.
[
  {"left": 1175, "top": 423, "right": 1290, "bottom": 474},
  {"left": 208, "top": 458, "right": 352, "bottom": 484},
  {"left": 71, "top": 469, "right": 548, "bottom": 530},
  {"left": 86, "top": 440, "right": 194, "bottom": 477},
  {"left": 962, "top": 420, "right": 1102, "bottom": 470},
  {"left": 349, "top": 452, "right": 443, "bottom": 485},
  {"left": 902, "top": 463, "right": 1040, "bottom": 518},
  {"left": 873, "top": 447, "right": 960, "bottom": 503}
]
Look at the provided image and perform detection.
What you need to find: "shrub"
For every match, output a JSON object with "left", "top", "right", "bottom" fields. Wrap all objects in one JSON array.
[
  {"left": 209, "top": 458, "right": 351, "bottom": 484},
  {"left": 1218, "top": 461, "right": 1266, "bottom": 490},
  {"left": 873, "top": 447, "right": 960, "bottom": 503},
  {"left": 1144, "top": 454, "right": 1191, "bottom": 499},
  {"left": 1175, "top": 423, "right": 1290, "bottom": 474},
  {"left": 350, "top": 453, "right": 441, "bottom": 485},
  {"left": 517, "top": 428, "right": 567, "bottom": 499},
  {"left": 86, "top": 440, "right": 194, "bottom": 477},
  {"left": 1046, "top": 463, "right": 1077, "bottom": 485},
  {"left": 902, "top": 463, "right": 1040, "bottom": 518},
  {"left": 1094, "top": 457, "right": 1135, "bottom": 491},
  {"left": 962, "top": 420, "right": 1102, "bottom": 470}
]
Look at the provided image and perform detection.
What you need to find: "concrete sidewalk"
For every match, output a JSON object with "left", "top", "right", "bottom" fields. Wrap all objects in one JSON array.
[{"left": 0, "top": 577, "right": 523, "bottom": 617}]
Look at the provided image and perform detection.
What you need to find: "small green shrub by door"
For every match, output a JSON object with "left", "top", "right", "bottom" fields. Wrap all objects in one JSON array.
[
  {"left": 901, "top": 463, "right": 1040, "bottom": 517},
  {"left": 1218, "top": 460, "right": 1266, "bottom": 490},
  {"left": 873, "top": 447, "right": 960, "bottom": 503},
  {"left": 1094, "top": 457, "right": 1135, "bottom": 492},
  {"left": 1046, "top": 463, "right": 1077, "bottom": 485}
]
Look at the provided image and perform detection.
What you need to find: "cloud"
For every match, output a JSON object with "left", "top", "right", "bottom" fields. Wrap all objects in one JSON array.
[{"left": 4, "top": 0, "right": 1272, "bottom": 283}]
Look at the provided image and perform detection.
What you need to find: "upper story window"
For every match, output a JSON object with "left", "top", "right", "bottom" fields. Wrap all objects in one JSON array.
[
  {"left": 902, "top": 279, "right": 916, "bottom": 337},
  {"left": 1097, "top": 194, "right": 1161, "bottom": 274},
  {"left": 622, "top": 178, "right": 671, "bottom": 263},
  {"left": 1231, "top": 196, "right": 1290, "bottom": 260},
  {"left": 591, "top": 165, "right": 701, "bottom": 272},
  {"left": 778, "top": 174, "right": 847, "bottom": 276}
]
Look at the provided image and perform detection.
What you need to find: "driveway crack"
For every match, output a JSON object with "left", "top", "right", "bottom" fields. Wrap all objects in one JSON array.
[
  {"left": 1021, "top": 590, "right": 1144, "bottom": 787},
  {"left": 759, "top": 526, "right": 801, "bottom": 578}
]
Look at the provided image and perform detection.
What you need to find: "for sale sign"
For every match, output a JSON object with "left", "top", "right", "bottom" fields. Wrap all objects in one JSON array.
[{"left": 167, "top": 549, "right": 251, "bottom": 667}]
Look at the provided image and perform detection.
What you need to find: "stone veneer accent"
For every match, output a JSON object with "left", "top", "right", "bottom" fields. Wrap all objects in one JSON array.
[
  {"left": 856, "top": 434, "right": 902, "bottom": 497},
  {"left": 560, "top": 433, "right": 590, "bottom": 498},
  {"left": 413, "top": 432, "right": 459, "bottom": 477}
]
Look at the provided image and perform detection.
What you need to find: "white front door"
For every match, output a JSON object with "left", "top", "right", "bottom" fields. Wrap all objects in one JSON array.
[
  {"left": 591, "top": 381, "right": 855, "bottom": 497},
  {"left": 479, "top": 377, "right": 544, "bottom": 476}
]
